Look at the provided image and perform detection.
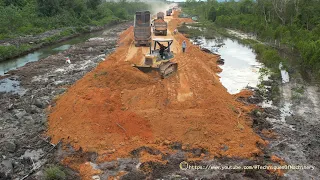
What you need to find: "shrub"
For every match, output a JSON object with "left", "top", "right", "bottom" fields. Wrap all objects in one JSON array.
[{"left": 44, "top": 166, "right": 66, "bottom": 180}]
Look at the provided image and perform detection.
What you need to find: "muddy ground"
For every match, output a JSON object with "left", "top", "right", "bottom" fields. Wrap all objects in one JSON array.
[
  {"left": 0, "top": 22, "right": 131, "bottom": 179},
  {"left": 259, "top": 76, "right": 320, "bottom": 179}
]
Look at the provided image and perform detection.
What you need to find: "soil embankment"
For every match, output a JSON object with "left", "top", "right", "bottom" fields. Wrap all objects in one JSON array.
[
  {"left": 0, "top": 22, "right": 131, "bottom": 179},
  {"left": 46, "top": 12, "right": 275, "bottom": 179}
]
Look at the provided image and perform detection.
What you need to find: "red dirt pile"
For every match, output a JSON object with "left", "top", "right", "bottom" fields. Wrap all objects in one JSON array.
[{"left": 47, "top": 10, "right": 267, "bottom": 176}]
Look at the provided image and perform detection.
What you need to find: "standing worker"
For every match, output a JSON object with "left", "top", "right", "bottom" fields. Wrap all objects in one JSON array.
[{"left": 182, "top": 40, "right": 187, "bottom": 53}]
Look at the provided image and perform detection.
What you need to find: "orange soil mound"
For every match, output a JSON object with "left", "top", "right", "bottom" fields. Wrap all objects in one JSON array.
[
  {"left": 47, "top": 11, "right": 266, "bottom": 168},
  {"left": 234, "top": 89, "right": 254, "bottom": 98},
  {"left": 271, "top": 155, "right": 286, "bottom": 165}
]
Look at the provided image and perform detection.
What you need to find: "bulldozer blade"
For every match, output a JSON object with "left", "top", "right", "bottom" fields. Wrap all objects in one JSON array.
[
  {"left": 160, "top": 62, "right": 178, "bottom": 79},
  {"left": 133, "top": 65, "right": 156, "bottom": 73}
]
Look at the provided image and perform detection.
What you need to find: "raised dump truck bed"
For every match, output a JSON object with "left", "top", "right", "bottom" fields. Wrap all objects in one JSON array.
[
  {"left": 134, "top": 11, "right": 151, "bottom": 46},
  {"left": 153, "top": 18, "right": 167, "bottom": 36}
]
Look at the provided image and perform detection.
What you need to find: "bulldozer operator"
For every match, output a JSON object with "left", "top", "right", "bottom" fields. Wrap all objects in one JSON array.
[{"left": 157, "top": 41, "right": 168, "bottom": 59}]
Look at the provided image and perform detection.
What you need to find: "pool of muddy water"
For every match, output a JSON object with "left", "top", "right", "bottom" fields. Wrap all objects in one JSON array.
[
  {"left": 191, "top": 37, "right": 263, "bottom": 94},
  {"left": 0, "top": 77, "right": 26, "bottom": 95}
]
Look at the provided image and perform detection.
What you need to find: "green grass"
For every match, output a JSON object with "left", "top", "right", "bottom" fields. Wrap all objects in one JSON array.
[
  {"left": 42, "top": 28, "right": 76, "bottom": 44},
  {"left": 44, "top": 166, "right": 66, "bottom": 180}
]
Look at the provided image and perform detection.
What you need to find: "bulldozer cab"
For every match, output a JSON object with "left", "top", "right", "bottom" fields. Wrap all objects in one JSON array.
[
  {"left": 132, "top": 38, "right": 177, "bottom": 79},
  {"left": 150, "top": 38, "right": 173, "bottom": 60}
]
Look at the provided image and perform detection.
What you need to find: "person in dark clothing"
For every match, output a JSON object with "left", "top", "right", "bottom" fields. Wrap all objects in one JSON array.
[{"left": 157, "top": 42, "right": 167, "bottom": 59}]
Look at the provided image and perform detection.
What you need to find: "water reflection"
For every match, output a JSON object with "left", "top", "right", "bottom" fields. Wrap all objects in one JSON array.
[
  {"left": 0, "top": 78, "right": 26, "bottom": 95},
  {"left": 0, "top": 30, "right": 105, "bottom": 76},
  {"left": 192, "top": 37, "right": 263, "bottom": 94}
]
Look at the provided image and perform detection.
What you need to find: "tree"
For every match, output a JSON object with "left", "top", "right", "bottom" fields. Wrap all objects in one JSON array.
[
  {"left": 239, "top": 0, "right": 254, "bottom": 14},
  {"left": 86, "top": 0, "right": 101, "bottom": 10},
  {"left": 72, "top": 0, "right": 87, "bottom": 17},
  {"left": 37, "top": 0, "right": 60, "bottom": 16},
  {"left": 208, "top": 6, "right": 217, "bottom": 22},
  {"left": 115, "top": 8, "right": 127, "bottom": 19},
  {"left": 96, "top": 3, "right": 113, "bottom": 20},
  {"left": 3, "top": 0, "right": 26, "bottom": 7},
  {"left": 0, "top": 5, "right": 24, "bottom": 33}
]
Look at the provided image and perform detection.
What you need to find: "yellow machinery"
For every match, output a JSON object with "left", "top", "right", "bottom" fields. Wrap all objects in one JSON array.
[{"left": 133, "top": 38, "right": 178, "bottom": 79}]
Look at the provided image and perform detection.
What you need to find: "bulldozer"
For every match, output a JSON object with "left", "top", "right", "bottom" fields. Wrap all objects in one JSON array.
[{"left": 132, "top": 39, "right": 178, "bottom": 79}]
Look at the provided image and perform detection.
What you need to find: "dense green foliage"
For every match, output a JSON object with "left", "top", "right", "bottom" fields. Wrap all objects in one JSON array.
[
  {"left": 0, "top": 0, "right": 149, "bottom": 39},
  {"left": 182, "top": 0, "right": 320, "bottom": 77},
  {"left": 0, "top": 44, "right": 31, "bottom": 58}
]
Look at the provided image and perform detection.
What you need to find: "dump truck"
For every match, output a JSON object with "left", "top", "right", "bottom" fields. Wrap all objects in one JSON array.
[
  {"left": 166, "top": 9, "right": 171, "bottom": 16},
  {"left": 134, "top": 11, "right": 151, "bottom": 47},
  {"left": 153, "top": 18, "right": 167, "bottom": 36},
  {"left": 157, "top": 12, "right": 164, "bottom": 20}
]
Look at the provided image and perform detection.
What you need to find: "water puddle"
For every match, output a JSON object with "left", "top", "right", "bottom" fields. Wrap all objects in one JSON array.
[
  {"left": 0, "top": 77, "right": 26, "bottom": 95},
  {"left": 279, "top": 62, "right": 290, "bottom": 83},
  {"left": 191, "top": 37, "right": 263, "bottom": 94}
]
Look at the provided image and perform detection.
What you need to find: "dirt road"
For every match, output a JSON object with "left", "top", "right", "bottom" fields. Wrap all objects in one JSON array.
[
  {"left": 47, "top": 12, "right": 277, "bottom": 179},
  {"left": 125, "top": 15, "right": 180, "bottom": 63}
]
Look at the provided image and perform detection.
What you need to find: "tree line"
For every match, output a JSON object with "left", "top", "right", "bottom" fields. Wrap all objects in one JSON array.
[
  {"left": 0, "top": 0, "right": 149, "bottom": 40},
  {"left": 182, "top": 0, "right": 320, "bottom": 78}
]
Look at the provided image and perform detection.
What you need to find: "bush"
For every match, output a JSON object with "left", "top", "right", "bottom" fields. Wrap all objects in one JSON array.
[
  {"left": 251, "top": 43, "right": 284, "bottom": 71},
  {"left": 60, "top": 28, "right": 75, "bottom": 36},
  {"left": 44, "top": 166, "right": 66, "bottom": 180},
  {"left": 0, "top": 44, "right": 32, "bottom": 61}
]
